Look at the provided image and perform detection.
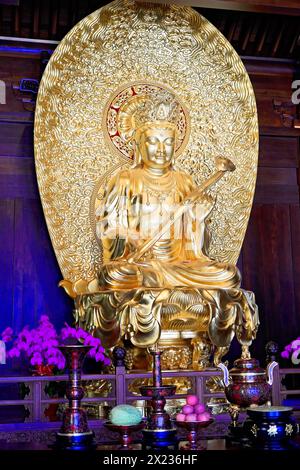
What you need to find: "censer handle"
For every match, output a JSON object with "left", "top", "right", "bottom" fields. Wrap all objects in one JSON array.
[
  {"left": 217, "top": 362, "right": 230, "bottom": 387},
  {"left": 266, "top": 361, "right": 278, "bottom": 386}
]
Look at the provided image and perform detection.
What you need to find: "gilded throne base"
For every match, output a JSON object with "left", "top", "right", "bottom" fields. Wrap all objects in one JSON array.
[{"left": 73, "top": 287, "right": 259, "bottom": 370}]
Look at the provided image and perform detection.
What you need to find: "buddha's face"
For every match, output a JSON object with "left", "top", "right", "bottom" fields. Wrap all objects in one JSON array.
[{"left": 137, "top": 123, "right": 176, "bottom": 170}]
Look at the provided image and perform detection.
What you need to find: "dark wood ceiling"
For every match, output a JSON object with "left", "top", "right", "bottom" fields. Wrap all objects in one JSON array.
[
  {"left": 0, "top": 0, "right": 299, "bottom": 59},
  {"left": 201, "top": 8, "right": 300, "bottom": 59}
]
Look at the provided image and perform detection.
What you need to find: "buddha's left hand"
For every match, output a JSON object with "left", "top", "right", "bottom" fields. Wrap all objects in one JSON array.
[{"left": 188, "top": 193, "right": 215, "bottom": 221}]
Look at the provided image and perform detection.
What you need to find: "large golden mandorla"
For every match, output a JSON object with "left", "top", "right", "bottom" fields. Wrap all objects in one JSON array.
[{"left": 34, "top": 0, "right": 259, "bottom": 369}]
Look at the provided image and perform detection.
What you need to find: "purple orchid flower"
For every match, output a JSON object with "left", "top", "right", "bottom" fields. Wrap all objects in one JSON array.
[{"left": 2, "top": 316, "right": 110, "bottom": 371}]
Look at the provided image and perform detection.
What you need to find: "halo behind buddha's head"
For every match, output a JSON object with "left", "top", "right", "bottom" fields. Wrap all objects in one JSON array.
[{"left": 103, "top": 82, "right": 190, "bottom": 162}]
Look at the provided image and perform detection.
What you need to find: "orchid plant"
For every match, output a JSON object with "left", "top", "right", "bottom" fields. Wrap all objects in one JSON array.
[
  {"left": 281, "top": 337, "right": 300, "bottom": 365},
  {"left": 1, "top": 315, "right": 110, "bottom": 371}
]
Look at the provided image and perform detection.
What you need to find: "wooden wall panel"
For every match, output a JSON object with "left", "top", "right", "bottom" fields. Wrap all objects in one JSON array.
[
  {"left": 259, "top": 136, "right": 298, "bottom": 167},
  {"left": 0, "top": 196, "right": 74, "bottom": 333},
  {"left": 242, "top": 58, "right": 300, "bottom": 359},
  {"left": 254, "top": 185, "right": 299, "bottom": 204},
  {"left": 241, "top": 205, "right": 298, "bottom": 356},
  {"left": 12, "top": 199, "right": 73, "bottom": 332},
  {"left": 290, "top": 205, "right": 300, "bottom": 331},
  {"left": 257, "top": 167, "right": 297, "bottom": 185},
  {"left": 0, "top": 123, "right": 34, "bottom": 158},
  {"left": 0, "top": 157, "right": 37, "bottom": 199},
  {"left": 0, "top": 54, "right": 41, "bottom": 114},
  {"left": 0, "top": 200, "right": 15, "bottom": 332},
  {"left": 239, "top": 59, "right": 300, "bottom": 357},
  {"left": 0, "top": 49, "right": 73, "bottom": 335}
]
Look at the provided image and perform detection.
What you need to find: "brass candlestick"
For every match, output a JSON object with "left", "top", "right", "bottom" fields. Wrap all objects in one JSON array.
[
  {"left": 56, "top": 344, "right": 96, "bottom": 450},
  {"left": 140, "top": 348, "right": 177, "bottom": 448}
]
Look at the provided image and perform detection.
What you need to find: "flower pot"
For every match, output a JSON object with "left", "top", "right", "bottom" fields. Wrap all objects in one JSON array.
[{"left": 31, "top": 364, "right": 55, "bottom": 376}]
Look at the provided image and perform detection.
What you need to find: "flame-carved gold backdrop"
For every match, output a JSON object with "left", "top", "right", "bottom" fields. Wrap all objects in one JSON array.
[{"left": 34, "top": 0, "right": 258, "bottom": 287}]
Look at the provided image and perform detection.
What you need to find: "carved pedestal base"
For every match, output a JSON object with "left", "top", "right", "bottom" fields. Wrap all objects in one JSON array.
[{"left": 74, "top": 287, "right": 259, "bottom": 369}]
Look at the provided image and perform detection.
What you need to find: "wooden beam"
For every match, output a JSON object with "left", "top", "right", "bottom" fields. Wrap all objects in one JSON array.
[
  {"left": 0, "top": 1, "right": 19, "bottom": 5},
  {"left": 136, "top": 1, "right": 300, "bottom": 16}
]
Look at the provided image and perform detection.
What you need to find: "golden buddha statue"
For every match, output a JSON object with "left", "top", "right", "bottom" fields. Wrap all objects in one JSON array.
[
  {"left": 35, "top": 1, "right": 260, "bottom": 372},
  {"left": 67, "top": 90, "right": 258, "bottom": 369},
  {"left": 96, "top": 91, "right": 240, "bottom": 291}
]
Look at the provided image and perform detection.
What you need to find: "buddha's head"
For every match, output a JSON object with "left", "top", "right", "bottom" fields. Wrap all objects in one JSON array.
[
  {"left": 118, "top": 90, "right": 180, "bottom": 170},
  {"left": 135, "top": 121, "right": 176, "bottom": 170},
  {"left": 134, "top": 91, "right": 179, "bottom": 170}
]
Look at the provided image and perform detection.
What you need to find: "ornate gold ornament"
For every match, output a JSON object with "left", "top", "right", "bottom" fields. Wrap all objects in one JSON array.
[
  {"left": 285, "top": 423, "right": 293, "bottom": 436},
  {"left": 250, "top": 423, "right": 258, "bottom": 437},
  {"left": 34, "top": 0, "right": 258, "bottom": 287}
]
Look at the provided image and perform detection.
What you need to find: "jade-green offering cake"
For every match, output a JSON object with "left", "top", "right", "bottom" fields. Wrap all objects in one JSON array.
[{"left": 109, "top": 405, "right": 142, "bottom": 426}]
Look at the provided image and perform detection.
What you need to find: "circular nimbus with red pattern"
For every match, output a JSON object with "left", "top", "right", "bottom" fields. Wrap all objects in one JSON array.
[{"left": 103, "top": 81, "right": 191, "bottom": 161}]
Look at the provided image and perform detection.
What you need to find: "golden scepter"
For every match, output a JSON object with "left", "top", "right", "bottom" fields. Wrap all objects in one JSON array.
[{"left": 127, "top": 157, "right": 236, "bottom": 264}]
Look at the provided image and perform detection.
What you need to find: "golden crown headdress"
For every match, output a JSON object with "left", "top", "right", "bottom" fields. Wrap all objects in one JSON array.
[{"left": 118, "top": 90, "right": 180, "bottom": 143}]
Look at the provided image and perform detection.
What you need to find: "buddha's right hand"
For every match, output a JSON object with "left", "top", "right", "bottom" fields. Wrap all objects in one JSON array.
[
  {"left": 127, "top": 253, "right": 148, "bottom": 264},
  {"left": 127, "top": 254, "right": 136, "bottom": 264}
]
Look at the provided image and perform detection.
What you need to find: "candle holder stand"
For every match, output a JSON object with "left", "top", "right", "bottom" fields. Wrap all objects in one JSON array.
[
  {"left": 140, "top": 348, "right": 177, "bottom": 449},
  {"left": 55, "top": 344, "right": 96, "bottom": 451}
]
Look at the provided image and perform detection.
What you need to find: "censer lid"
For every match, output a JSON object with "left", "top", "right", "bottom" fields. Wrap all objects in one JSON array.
[
  {"left": 246, "top": 405, "right": 293, "bottom": 419},
  {"left": 230, "top": 357, "right": 265, "bottom": 375},
  {"left": 247, "top": 405, "right": 292, "bottom": 413}
]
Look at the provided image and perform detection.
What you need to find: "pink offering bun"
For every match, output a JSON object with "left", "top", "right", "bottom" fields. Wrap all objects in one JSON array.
[
  {"left": 186, "top": 413, "right": 197, "bottom": 422},
  {"left": 194, "top": 404, "right": 206, "bottom": 414},
  {"left": 197, "top": 413, "right": 209, "bottom": 422},
  {"left": 182, "top": 404, "right": 194, "bottom": 415},
  {"left": 202, "top": 412, "right": 211, "bottom": 421},
  {"left": 186, "top": 395, "right": 199, "bottom": 406},
  {"left": 176, "top": 413, "right": 186, "bottom": 422}
]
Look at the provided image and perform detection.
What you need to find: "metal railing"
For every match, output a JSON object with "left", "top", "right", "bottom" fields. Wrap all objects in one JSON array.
[
  {"left": 0, "top": 367, "right": 224, "bottom": 425},
  {"left": 0, "top": 365, "right": 299, "bottom": 428},
  {"left": 272, "top": 366, "right": 300, "bottom": 408}
]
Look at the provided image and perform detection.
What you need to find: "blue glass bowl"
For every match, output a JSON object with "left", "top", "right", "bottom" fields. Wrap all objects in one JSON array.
[{"left": 243, "top": 406, "right": 299, "bottom": 450}]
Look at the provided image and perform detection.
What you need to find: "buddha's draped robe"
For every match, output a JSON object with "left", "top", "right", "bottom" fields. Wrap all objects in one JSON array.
[{"left": 96, "top": 167, "right": 240, "bottom": 290}]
